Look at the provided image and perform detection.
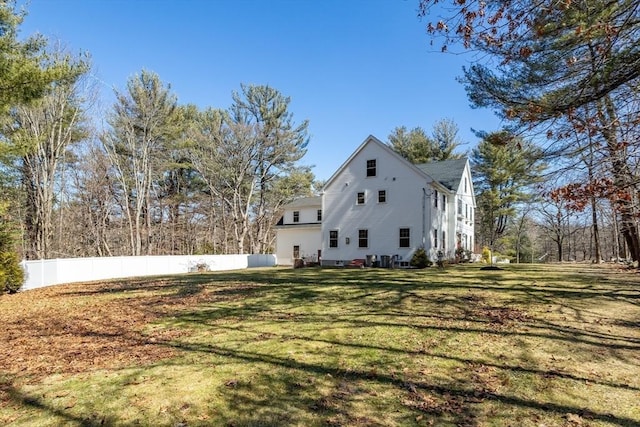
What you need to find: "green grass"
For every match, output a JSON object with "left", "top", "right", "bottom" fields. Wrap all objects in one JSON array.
[{"left": 1, "top": 263, "right": 639, "bottom": 426}]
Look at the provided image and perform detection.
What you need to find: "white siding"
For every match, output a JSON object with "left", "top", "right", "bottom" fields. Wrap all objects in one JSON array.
[
  {"left": 322, "top": 138, "right": 431, "bottom": 265},
  {"left": 452, "top": 163, "right": 475, "bottom": 253},
  {"left": 275, "top": 198, "right": 322, "bottom": 265},
  {"left": 275, "top": 225, "right": 321, "bottom": 266}
]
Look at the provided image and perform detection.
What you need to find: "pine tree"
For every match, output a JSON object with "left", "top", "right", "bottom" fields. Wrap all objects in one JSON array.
[{"left": 0, "top": 202, "right": 24, "bottom": 293}]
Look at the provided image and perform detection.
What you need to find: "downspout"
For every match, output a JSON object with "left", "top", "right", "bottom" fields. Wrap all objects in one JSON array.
[{"left": 422, "top": 188, "right": 427, "bottom": 247}]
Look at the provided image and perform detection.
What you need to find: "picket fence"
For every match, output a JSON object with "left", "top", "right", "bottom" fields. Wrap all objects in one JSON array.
[{"left": 20, "top": 254, "right": 277, "bottom": 291}]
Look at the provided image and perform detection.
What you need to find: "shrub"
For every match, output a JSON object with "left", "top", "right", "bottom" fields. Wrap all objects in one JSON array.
[
  {"left": 0, "top": 251, "right": 24, "bottom": 293},
  {"left": 0, "top": 203, "right": 24, "bottom": 293},
  {"left": 481, "top": 246, "right": 491, "bottom": 264},
  {"left": 410, "top": 247, "right": 432, "bottom": 269}
]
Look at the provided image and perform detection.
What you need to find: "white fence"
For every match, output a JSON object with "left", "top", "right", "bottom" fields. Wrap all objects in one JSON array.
[{"left": 20, "top": 254, "right": 277, "bottom": 291}]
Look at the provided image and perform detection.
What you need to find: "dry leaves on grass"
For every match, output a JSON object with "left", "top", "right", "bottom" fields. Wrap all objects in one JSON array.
[{"left": 0, "top": 279, "right": 250, "bottom": 379}]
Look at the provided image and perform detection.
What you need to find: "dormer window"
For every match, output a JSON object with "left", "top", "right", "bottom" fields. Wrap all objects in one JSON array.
[{"left": 366, "top": 159, "right": 376, "bottom": 177}]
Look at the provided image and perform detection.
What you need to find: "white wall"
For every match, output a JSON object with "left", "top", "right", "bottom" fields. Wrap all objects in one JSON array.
[
  {"left": 275, "top": 225, "right": 321, "bottom": 265},
  {"left": 322, "top": 138, "right": 431, "bottom": 265},
  {"left": 20, "top": 254, "right": 277, "bottom": 291}
]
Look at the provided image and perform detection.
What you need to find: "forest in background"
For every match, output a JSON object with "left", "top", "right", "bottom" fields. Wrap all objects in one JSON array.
[{"left": 1, "top": 0, "right": 639, "bottom": 271}]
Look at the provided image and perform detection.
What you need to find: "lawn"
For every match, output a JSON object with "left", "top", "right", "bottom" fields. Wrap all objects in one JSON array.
[{"left": 1, "top": 263, "right": 639, "bottom": 426}]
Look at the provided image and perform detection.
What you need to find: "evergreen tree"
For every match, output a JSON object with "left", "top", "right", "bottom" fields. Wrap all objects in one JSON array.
[
  {"left": 102, "top": 70, "right": 179, "bottom": 255},
  {"left": 418, "top": 0, "right": 640, "bottom": 261},
  {"left": 472, "top": 131, "right": 545, "bottom": 250},
  {"left": 0, "top": 201, "right": 24, "bottom": 293},
  {"left": 387, "top": 119, "right": 464, "bottom": 164}
]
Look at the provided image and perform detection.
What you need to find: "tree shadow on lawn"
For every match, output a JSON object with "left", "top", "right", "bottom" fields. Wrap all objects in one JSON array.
[
  {"left": 155, "top": 338, "right": 640, "bottom": 427},
  {"left": 0, "top": 376, "right": 116, "bottom": 427},
  {"left": 5, "top": 264, "right": 640, "bottom": 426},
  {"left": 57, "top": 264, "right": 639, "bottom": 306}
]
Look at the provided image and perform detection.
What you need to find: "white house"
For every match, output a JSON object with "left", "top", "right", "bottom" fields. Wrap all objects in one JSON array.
[
  {"left": 275, "top": 135, "right": 475, "bottom": 266},
  {"left": 274, "top": 196, "right": 322, "bottom": 266}
]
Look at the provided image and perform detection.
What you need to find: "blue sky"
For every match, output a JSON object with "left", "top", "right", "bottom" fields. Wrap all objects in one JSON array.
[{"left": 19, "top": 0, "right": 503, "bottom": 180}]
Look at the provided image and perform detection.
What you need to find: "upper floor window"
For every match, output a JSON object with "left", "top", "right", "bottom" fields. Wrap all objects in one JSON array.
[
  {"left": 366, "top": 159, "right": 376, "bottom": 177},
  {"left": 317, "top": 209, "right": 322, "bottom": 221},
  {"left": 293, "top": 211, "right": 300, "bottom": 223},
  {"left": 399, "top": 228, "right": 410, "bottom": 248},
  {"left": 434, "top": 190, "right": 439, "bottom": 208},
  {"left": 442, "top": 194, "right": 446, "bottom": 211},
  {"left": 329, "top": 230, "right": 339, "bottom": 248},
  {"left": 357, "top": 192, "right": 365, "bottom": 205},
  {"left": 458, "top": 199, "right": 463, "bottom": 215},
  {"left": 378, "top": 190, "right": 386, "bottom": 203},
  {"left": 465, "top": 177, "right": 468, "bottom": 193},
  {"left": 358, "top": 229, "right": 369, "bottom": 248}
]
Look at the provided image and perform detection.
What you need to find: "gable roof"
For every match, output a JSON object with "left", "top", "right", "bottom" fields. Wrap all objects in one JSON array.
[
  {"left": 416, "top": 158, "right": 469, "bottom": 191},
  {"left": 282, "top": 196, "right": 322, "bottom": 209},
  {"left": 323, "top": 135, "right": 430, "bottom": 190}
]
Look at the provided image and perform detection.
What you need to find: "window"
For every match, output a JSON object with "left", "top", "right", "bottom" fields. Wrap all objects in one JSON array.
[
  {"left": 434, "top": 190, "right": 438, "bottom": 208},
  {"left": 366, "top": 159, "right": 376, "bottom": 177},
  {"left": 357, "top": 192, "right": 365, "bottom": 205},
  {"left": 378, "top": 190, "right": 386, "bottom": 203},
  {"left": 317, "top": 209, "right": 322, "bottom": 221},
  {"left": 293, "top": 245, "right": 300, "bottom": 259},
  {"left": 442, "top": 194, "right": 446, "bottom": 211},
  {"left": 442, "top": 231, "right": 446, "bottom": 250},
  {"left": 293, "top": 211, "right": 300, "bottom": 223},
  {"left": 329, "top": 230, "right": 339, "bottom": 248},
  {"left": 458, "top": 199, "right": 463, "bottom": 215},
  {"left": 399, "top": 228, "right": 410, "bottom": 248},
  {"left": 434, "top": 229, "right": 438, "bottom": 248},
  {"left": 358, "top": 229, "right": 368, "bottom": 248},
  {"left": 465, "top": 177, "right": 468, "bottom": 193}
]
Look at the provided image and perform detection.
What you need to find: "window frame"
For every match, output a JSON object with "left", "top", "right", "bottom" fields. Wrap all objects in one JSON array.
[
  {"left": 366, "top": 159, "right": 377, "bottom": 177},
  {"left": 356, "top": 191, "right": 365, "bottom": 205},
  {"left": 293, "top": 245, "right": 300, "bottom": 259},
  {"left": 329, "top": 230, "right": 339, "bottom": 248},
  {"left": 293, "top": 210, "right": 300, "bottom": 223},
  {"left": 317, "top": 209, "right": 322, "bottom": 221},
  {"left": 358, "top": 229, "right": 369, "bottom": 248},
  {"left": 399, "top": 228, "right": 410, "bottom": 248},
  {"left": 378, "top": 189, "right": 387, "bottom": 203}
]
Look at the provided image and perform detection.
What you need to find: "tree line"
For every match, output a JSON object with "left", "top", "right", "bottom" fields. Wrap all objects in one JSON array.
[
  {"left": 0, "top": 2, "right": 316, "bottom": 274},
  {"left": 417, "top": 0, "right": 640, "bottom": 264},
  {"left": 2, "top": 0, "right": 639, "bottom": 296}
]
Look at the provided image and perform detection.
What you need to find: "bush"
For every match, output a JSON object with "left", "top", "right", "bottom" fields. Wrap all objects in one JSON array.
[
  {"left": 481, "top": 246, "right": 491, "bottom": 264},
  {"left": 0, "top": 251, "right": 24, "bottom": 293},
  {"left": 0, "top": 203, "right": 24, "bottom": 293},
  {"left": 410, "top": 247, "right": 432, "bottom": 269}
]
